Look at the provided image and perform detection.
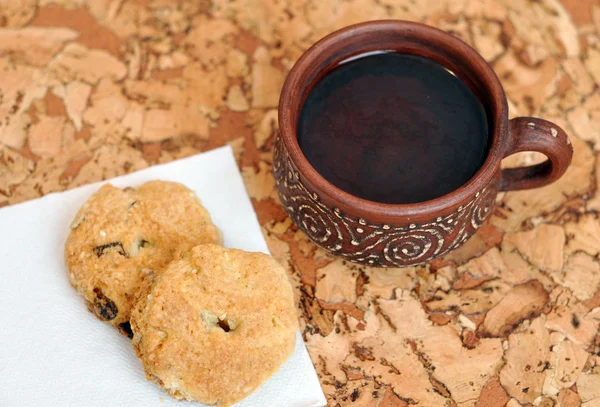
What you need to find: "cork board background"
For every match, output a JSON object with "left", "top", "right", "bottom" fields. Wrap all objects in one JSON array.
[{"left": 1, "top": 0, "right": 600, "bottom": 406}]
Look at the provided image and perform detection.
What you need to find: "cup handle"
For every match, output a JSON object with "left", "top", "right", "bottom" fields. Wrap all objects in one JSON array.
[{"left": 500, "top": 117, "right": 574, "bottom": 191}]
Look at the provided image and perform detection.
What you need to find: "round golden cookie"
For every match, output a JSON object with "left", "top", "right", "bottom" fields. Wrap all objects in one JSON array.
[
  {"left": 130, "top": 244, "right": 298, "bottom": 407},
  {"left": 65, "top": 181, "right": 221, "bottom": 336}
]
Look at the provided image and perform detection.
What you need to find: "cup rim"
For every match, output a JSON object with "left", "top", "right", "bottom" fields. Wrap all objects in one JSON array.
[{"left": 278, "top": 20, "right": 509, "bottom": 222}]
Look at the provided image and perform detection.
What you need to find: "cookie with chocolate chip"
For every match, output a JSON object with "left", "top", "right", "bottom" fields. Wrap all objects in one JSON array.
[
  {"left": 130, "top": 244, "right": 297, "bottom": 407},
  {"left": 65, "top": 181, "right": 221, "bottom": 336}
]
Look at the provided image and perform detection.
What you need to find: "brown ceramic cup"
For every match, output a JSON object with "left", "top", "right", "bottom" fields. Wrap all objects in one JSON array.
[{"left": 274, "top": 20, "right": 573, "bottom": 267}]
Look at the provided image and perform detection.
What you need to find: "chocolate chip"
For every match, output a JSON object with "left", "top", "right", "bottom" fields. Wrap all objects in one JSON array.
[
  {"left": 92, "top": 288, "right": 118, "bottom": 321},
  {"left": 138, "top": 239, "right": 150, "bottom": 248},
  {"left": 201, "top": 309, "right": 238, "bottom": 333},
  {"left": 217, "top": 319, "right": 231, "bottom": 332},
  {"left": 123, "top": 187, "right": 136, "bottom": 192},
  {"left": 93, "top": 242, "right": 127, "bottom": 257},
  {"left": 119, "top": 322, "right": 133, "bottom": 338}
]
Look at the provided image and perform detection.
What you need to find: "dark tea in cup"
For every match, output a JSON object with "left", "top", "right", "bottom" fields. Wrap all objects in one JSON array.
[
  {"left": 297, "top": 52, "right": 489, "bottom": 204},
  {"left": 275, "top": 21, "right": 573, "bottom": 266}
]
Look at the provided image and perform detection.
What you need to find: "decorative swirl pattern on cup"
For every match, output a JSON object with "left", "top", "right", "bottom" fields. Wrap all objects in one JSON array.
[
  {"left": 471, "top": 187, "right": 495, "bottom": 229},
  {"left": 273, "top": 136, "right": 498, "bottom": 267},
  {"left": 381, "top": 229, "right": 441, "bottom": 265},
  {"left": 274, "top": 138, "right": 344, "bottom": 251}
]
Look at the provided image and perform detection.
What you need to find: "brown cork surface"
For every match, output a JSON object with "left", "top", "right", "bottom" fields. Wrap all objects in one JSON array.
[{"left": 1, "top": 1, "right": 599, "bottom": 406}]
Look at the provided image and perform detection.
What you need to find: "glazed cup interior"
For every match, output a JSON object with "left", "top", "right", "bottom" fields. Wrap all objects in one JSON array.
[{"left": 279, "top": 20, "right": 509, "bottom": 222}]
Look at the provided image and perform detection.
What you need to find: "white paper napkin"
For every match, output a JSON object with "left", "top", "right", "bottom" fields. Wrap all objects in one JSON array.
[{"left": 0, "top": 146, "right": 326, "bottom": 407}]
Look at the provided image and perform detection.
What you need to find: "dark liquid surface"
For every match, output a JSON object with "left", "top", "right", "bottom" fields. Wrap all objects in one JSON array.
[{"left": 298, "top": 53, "right": 489, "bottom": 204}]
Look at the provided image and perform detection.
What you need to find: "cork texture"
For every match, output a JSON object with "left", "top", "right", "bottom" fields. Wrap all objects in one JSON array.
[{"left": 1, "top": 1, "right": 599, "bottom": 406}]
